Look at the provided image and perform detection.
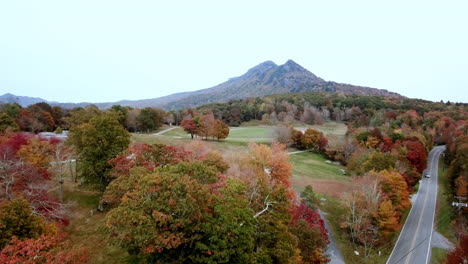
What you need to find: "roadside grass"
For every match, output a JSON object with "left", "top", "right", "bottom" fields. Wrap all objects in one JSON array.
[
  {"left": 430, "top": 159, "right": 455, "bottom": 264},
  {"left": 431, "top": 248, "right": 448, "bottom": 264},
  {"left": 435, "top": 160, "right": 455, "bottom": 241}
]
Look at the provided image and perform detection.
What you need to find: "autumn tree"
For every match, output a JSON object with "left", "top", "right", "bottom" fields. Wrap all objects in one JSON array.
[
  {"left": 402, "top": 136, "right": 427, "bottom": 173},
  {"left": 379, "top": 170, "right": 410, "bottom": 215},
  {"left": 300, "top": 128, "right": 328, "bottom": 152},
  {"left": 180, "top": 118, "right": 199, "bottom": 139},
  {"left": 342, "top": 175, "right": 381, "bottom": 256},
  {"left": 446, "top": 233, "right": 468, "bottom": 264},
  {"left": 105, "top": 166, "right": 213, "bottom": 262},
  {"left": 0, "top": 133, "right": 64, "bottom": 221},
  {"left": 213, "top": 119, "right": 229, "bottom": 140},
  {"left": 0, "top": 234, "right": 88, "bottom": 264},
  {"left": 17, "top": 137, "right": 54, "bottom": 169},
  {"left": 198, "top": 113, "right": 216, "bottom": 140},
  {"left": 67, "top": 113, "right": 130, "bottom": 195},
  {"left": 363, "top": 152, "right": 396, "bottom": 172},
  {"left": 377, "top": 200, "right": 399, "bottom": 240}
]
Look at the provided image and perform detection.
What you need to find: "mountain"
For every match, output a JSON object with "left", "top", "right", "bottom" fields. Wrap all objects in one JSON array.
[
  {"left": 0, "top": 93, "right": 52, "bottom": 107},
  {"left": 0, "top": 60, "right": 402, "bottom": 109}
]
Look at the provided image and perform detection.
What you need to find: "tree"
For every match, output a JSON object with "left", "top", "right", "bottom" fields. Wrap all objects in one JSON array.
[
  {"left": 192, "top": 179, "right": 256, "bottom": 264},
  {"left": 341, "top": 174, "right": 383, "bottom": 256},
  {"left": 0, "top": 133, "right": 64, "bottom": 221},
  {"left": 0, "top": 199, "right": 52, "bottom": 248},
  {"left": 274, "top": 124, "right": 292, "bottom": 144},
  {"left": 110, "top": 105, "right": 128, "bottom": 127},
  {"left": 108, "top": 143, "right": 191, "bottom": 179},
  {"left": 379, "top": 170, "right": 410, "bottom": 215},
  {"left": 446, "top": 233, "right": 468, "bottom": 264},
  {"left": 125, "top": 108, "right": 141, "bottom": 132},
  {"left": 17, "top": 137, "right": 54, "bottom": 169},
  {"left": 301, "top": 185, "right": 319, "bottom": 210},
  {"left": 301, "top": 128, "right": 327, "bottom": 152},
  {"left": 0, "top": 234, "right": 88, "bottom": 264},
  {"left": 106, "top": 168, "right": 212, "bottom": 262},
  {"left": 67, "top": 114, "right": 130, "bottom": 194},
  {"left": 377, "top": 200, "right": 399, "bottom": 240},
  {"left": 363, "top": 152, "right": 396, "bottom": 172},
  {"left": 137, "top": 107, "right": 165, "bottom": 132},
  {"left": 0, "top": 113, "right": 19, "bottom": 133},
  {"left": 180, "top": 118, "right": 199, "bottom": 139},
  {"left": 199, "top": 113, "right": 216, "bottom": 140},
  {"left": 213, "top": 120, "right": 229, "bottom": 140},
  {"left": 290, "top": 203, "right": 329, "bottom": 263},
  {"left": 402, "top": 137, "right": 427, "bottom": 173},
  {"left": 64, "top": 106, "right": 102, "bottom": 128}
]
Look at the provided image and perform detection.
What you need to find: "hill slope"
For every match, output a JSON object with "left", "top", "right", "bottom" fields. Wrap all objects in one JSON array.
[{"left": 1, "top": 60, "right": 401, "bottom": 109}]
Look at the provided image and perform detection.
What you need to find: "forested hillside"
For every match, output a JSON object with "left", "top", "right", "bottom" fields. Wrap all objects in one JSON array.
[{"left": 0, "top": 92, "right": 466, "bottom": 263}]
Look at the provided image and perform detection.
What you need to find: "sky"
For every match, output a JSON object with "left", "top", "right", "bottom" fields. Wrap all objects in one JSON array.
[{"left": 0, "top": 0, "right": 467, "bottom": 103}]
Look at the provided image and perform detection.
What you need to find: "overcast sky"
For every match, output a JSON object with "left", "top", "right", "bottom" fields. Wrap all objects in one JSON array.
[{"left": 1, "top": 0, "right": 467, "bottom": 103}]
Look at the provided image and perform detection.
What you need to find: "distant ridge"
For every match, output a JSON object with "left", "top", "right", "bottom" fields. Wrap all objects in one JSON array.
[{"left": 1, "top": 60, "right": 402, "bottom": 109}]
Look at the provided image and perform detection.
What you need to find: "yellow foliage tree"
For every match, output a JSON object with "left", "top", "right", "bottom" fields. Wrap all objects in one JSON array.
[{"left": 17, "top": 138, "right": 54, "bottom": 169}]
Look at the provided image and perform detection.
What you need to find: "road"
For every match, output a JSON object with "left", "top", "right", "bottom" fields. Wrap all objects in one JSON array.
[
  {"left": 319, "top": 210, "right": 345, "bottom": 264},
  {"left": 386, "top": 145, "right": 446, "bottom": 264},
  {"left": 152, "top": 126, "right": 177, "bottom": 136}
]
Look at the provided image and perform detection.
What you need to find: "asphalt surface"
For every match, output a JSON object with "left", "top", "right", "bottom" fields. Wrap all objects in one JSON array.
[
  {"left": 386, "top": 145, "right": 446, "bottom": 264},
  {"left": 319, "top": 210, "right": 345, "bottom": 264}
]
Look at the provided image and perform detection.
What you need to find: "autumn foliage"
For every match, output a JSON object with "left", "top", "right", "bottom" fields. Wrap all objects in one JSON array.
[{"left": 0, "top": 234, "right": 88, "bottom": 264}]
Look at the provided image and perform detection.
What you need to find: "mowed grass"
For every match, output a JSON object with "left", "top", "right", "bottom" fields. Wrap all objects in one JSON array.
[
  {"left": 289, "top": 152, "right": 351, "bottom": 196},
  {"left": 228, "top": 126, "right": 274, "bottom": 139}
]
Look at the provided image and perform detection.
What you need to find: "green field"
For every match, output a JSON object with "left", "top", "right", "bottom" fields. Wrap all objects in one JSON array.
[
  {"left": 289, "top": 152, "right": 351, "bottom": 195},
  {"left": 289, "top": 152, "right": 348, "bottom": 181}
]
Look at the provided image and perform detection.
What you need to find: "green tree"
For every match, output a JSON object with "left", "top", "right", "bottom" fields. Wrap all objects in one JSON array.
[
  {"left": 363, "top": 152, "right": 396, "bottom": 172},
  {"left": 137, "top": 107, "right": 165, "bottom": 132},
  {"left": 193, "top": 179, "right": 256, "bottom": 264},
  {"left": 301, "top": 185, "right": 319, "bottom": 210},
  {"left": 67, "top": 113, "right": 130, "bottom": 194},
  {"left": 0, "top": 199, "right": 50, "bottom": 248},
  {"left": 0, "top": 113, "right": 19, "bottom": 133}
]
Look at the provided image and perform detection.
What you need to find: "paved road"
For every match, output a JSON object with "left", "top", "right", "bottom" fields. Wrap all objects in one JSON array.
[
  {"left": 386, "top": 145, "right": 446, "bottom": 264},
  {"left": 152, "top": 126, "right": 177, "bottom": 136},
  {"left": 319, "top": 210, "right": 345, "bottom": 264}
]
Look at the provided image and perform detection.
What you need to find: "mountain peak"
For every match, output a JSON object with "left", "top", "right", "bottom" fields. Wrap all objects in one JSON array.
[
  {"left": 279, "top": 59, "right": 307, "bottom": 73},
  {"left": 232, "top": 61, "right": 278, "bottom": 81}
]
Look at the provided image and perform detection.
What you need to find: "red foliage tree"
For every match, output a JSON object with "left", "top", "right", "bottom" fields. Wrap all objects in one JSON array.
[
  {"left": 446, "top": 234, "right": 468, "bottom": 264},
  {"left": 0, "top": 234, "right": 88, "bottom": 264},
  {"left": 381, "top": 136, "right": 393, "bottom": 152},
  {"left": 180, "top": 118, "right": 198, "bottom": 139},
  {"left": 291, "top": 203, "right": 328, "bottom": 241},
  {"left": 402, "top": 137, "right": 427, "bottom": 173},
  {"left": 0, "top": 133, "right": 66, "bottom": 223},
  {"left": 109, "top": 143, "right": 191, "bottom": 178}
]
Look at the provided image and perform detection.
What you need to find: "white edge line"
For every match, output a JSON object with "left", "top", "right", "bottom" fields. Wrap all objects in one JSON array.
[
  {"left": 386, "top": 146, "right": 438, "bottom": 264},
  {"left": 425, "top": 146, "right": 444, "bottom": 264}
]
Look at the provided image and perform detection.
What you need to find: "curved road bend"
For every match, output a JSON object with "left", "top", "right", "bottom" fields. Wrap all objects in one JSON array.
[{"left": 386, "top": 145, "right": 446, "bottom": 264}]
